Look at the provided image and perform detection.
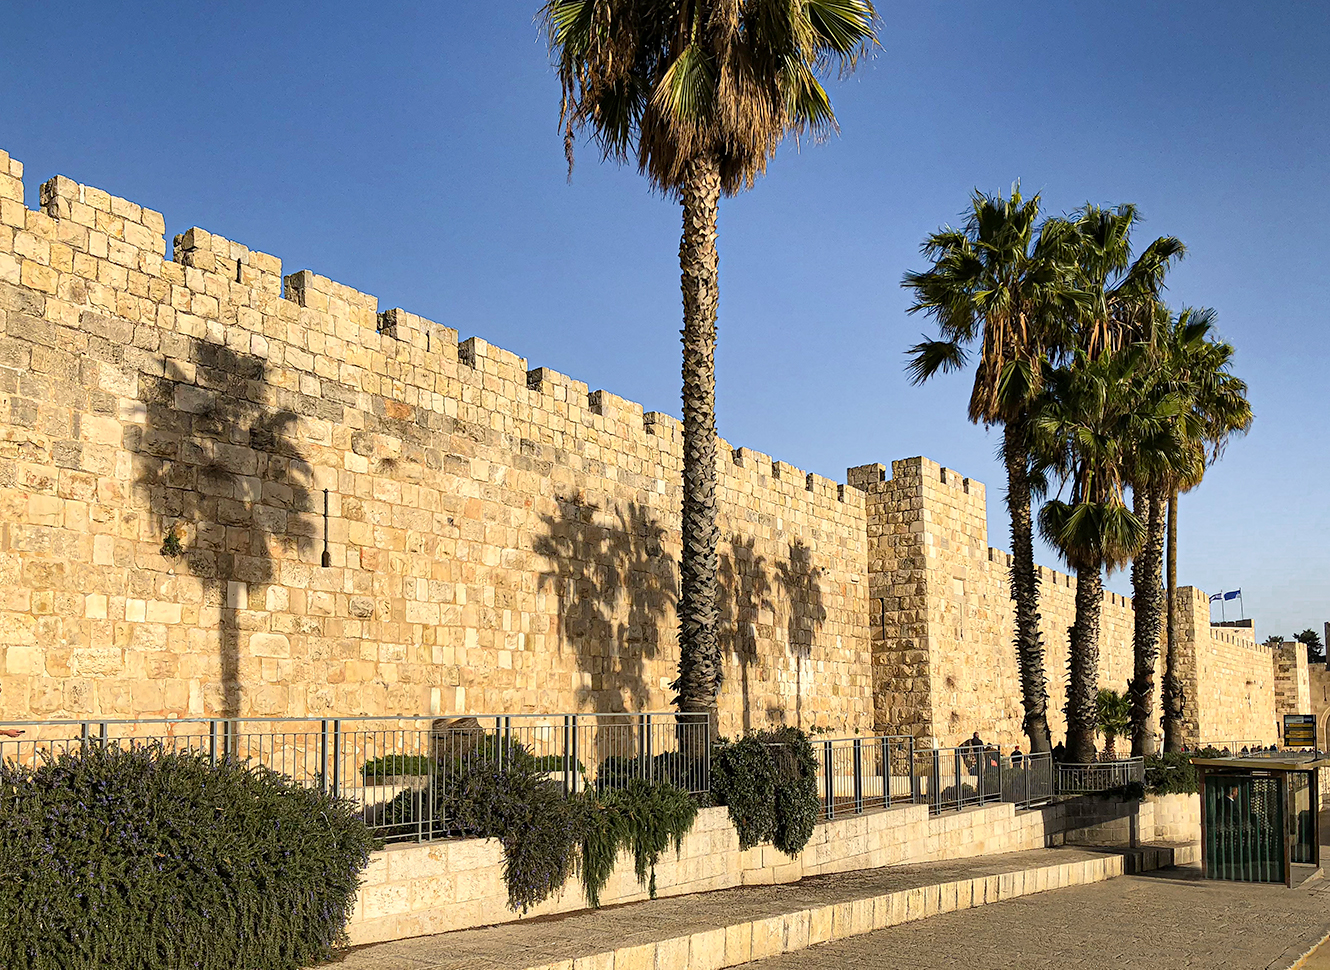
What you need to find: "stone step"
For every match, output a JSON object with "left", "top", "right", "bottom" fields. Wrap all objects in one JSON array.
[{"left": 340, "top": 842, "right": 1199, "bottom": 970}]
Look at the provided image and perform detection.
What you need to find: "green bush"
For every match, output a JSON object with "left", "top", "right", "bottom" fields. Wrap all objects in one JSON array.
[
  {"left": 711, "top": 727, "right": 820, "bottom": 857},
  {"left": 444, "top": 758, "right": 581, "bottom": 913},
  {"left": 593, "top": 751, "right": 703, "bottom": 792},
  {"left": 1144, "top": 748, "right": 1223, "bottom": 795},
  {"left": 385, "top": 743, "right": 698, "bottom": 913},
  {"left": 361, "top": 753, "right": 434, "bottom": 781},
  {"left": 0, "top": 743, "right": 379, "bottom": 970},
  {"left": 578, "top": 779, "right": 697, "bottom": 907}
]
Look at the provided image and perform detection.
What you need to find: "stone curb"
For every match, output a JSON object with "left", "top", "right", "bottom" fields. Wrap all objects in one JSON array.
[{"left": 524, "top": 845, "right": 1199, "bottom": 970}]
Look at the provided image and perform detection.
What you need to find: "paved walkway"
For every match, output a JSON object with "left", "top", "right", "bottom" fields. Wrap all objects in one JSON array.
[
  {"left": 735, "top": 864, "right": 1330, "bottom": 970},
  {"left": 337, "top": 845, "right": 1184, "bottom": 970}
]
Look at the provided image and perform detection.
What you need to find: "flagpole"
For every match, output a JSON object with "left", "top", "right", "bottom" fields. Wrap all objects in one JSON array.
[{"left": 1220, "top": 593, "right": 1226, "bottom": 623}]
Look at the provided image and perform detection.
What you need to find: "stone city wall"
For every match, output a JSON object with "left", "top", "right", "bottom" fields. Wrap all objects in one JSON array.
[
  {"left": 857, "top": 457, "right": 1161, "bottom": 749},
  {"left": 1179, "top": 588, "right": 1278, "bottom": 746},
  {"left": 1273, "top": 640, "right": 1312, "bottom": 729},
  {"left": 0, "top": 145, "right": 1283, "bottom": 751},
  {"left": 0, "top": 147, "right": 871, "bottom": 737}
]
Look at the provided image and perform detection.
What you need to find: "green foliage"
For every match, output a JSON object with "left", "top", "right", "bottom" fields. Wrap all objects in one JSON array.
[
  {"left": 362, "top": 753, "right": 434, "bottom": 781},
  {"left": 383, "top": 738, "right": 698, "bottom": 914},
  {"left": 444, "top": 757, "right": 580, "bottom": 913},
  {"left": 711, "top": 727, "right": 820, "bottom": 857},
  {"left": 159, "top": 522, "right": 184, "bottom": 558},
  {"left": 1095, "top": 688, "right": 1132, "bottom": 754},
  {"left": 710, "top": 736, "right": 777, "bottom": 850},
  {"left": 0, "top": 743, "right": 378, "bottom": 970},
  {"left": 594, "top": 751, "right": 703, "bottom": 792},
  {"left": 532, "top": 753, "right": 585, "bottom": 774},
  {"left": 578, "top": 779, "right": 698, "bottom": 907},
  {"left": 1144, "top": 747, "right": 1224, "bottom": 795}
]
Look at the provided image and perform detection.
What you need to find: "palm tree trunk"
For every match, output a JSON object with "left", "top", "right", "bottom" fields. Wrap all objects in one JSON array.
[
  {"left": 1162, "top": 490, "right": 1183, "bottom": 752},
  {"left": 673, "top": 153, "right": 723, "bottom": 736},
  {"left": 1004, "top": 422, "right": 1051, "bottom": 754},
  {"left": 1129, "top": 486, "right": 1165, "bottom": 756},
  {"left": 1066, "top": 564, "right": 1103, "bottom": 763}
]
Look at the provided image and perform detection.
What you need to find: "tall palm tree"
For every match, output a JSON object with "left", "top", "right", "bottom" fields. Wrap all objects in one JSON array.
[
  {"left": 1033, "top": 345, "right": 1183, "bottom": 763},
  {"left": 1156, "top": 308, "right": 1252, "bottom": 751},
  {"left": 541, "top": 1, "right": 879, "bottom": 730},
  {"left": 1061, "top": 204, "right": 1187, "bottom": 759},
  {"left": 902, "top": 190, "right": 1083, "bottom": 754}
]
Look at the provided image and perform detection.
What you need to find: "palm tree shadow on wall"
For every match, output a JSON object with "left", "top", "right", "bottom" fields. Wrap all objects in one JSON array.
[
  {"left": 778, "top": 540, "right": 826, "bottom": 730},
  {"left": 718, "top": 536, "right": 826, "bottom": 733},
  {"left": 131, "top": 339, "right": 317, "bottom": 720},
  {"left": 534, "top": 497, "right": 678, "bottom": 722},
  {"left": 718, "top": 535, "right": 772, "bottom": 735}
]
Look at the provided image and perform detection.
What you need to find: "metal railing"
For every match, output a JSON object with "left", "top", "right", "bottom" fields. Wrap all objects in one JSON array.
[
  {"left": 911, "top": 744, "right": 1008, "bottom": 814},
  {"left": 1196, "top": 740, "right": 1265, "bottom": 755},
  {"left": 0, "top": 712, "right": 710, "bottom": 842},
  {"left": 0, "top": 715, "right": 1158, "bottom": 837},
  {"left": 1055, "top": 757, "right": 1145, "bottom": 795},
  {"left": 811, "top": 735, "right": 916, "bottom": 819},
  {"left": 1000, "top": 752, "right": 1055, "bottom": 807}
]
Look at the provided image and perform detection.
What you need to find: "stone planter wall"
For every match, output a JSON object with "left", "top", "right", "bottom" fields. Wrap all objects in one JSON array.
[{"left": 348, "top": 799, "right": 1082, "bottom": 946}]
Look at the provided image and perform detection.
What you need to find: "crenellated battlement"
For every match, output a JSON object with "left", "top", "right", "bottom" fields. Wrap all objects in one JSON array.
[{"left": 0, "top": 148, "right": 861, "bottom": 514}]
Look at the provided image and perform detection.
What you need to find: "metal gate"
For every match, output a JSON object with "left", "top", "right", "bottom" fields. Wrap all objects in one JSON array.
[{"left": 1203, "top": 772, "right": 1284, "bottom": 883}]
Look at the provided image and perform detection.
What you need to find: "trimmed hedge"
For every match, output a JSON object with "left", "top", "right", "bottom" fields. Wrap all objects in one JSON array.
[{"left": 0, "top": 743, "right": 379, "bottom": 970}]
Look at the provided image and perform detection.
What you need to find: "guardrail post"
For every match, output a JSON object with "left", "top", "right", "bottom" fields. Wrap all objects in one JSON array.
[
  {"left": 330, "top": 719, "right": 341, "bottom": 797},
  {"left": 823, "top": 740, "right": 835, "bottom": 820},
  {"left": 638, "top": 714, "right": 649, "bottom": 781},
  {"left": 910, "top": 737, "right": 921, "bottom": 804},
  {"left": 570, "top": 715, "right": 580, "bottom": 795},
  {"left": 853, "top": 738, "right": 864, "bottom": 815},
  {"left": 319, "top": 719, "right": 330, "bottom": 793},
  {"left": 563, "top": 715, "right": 572, "bottom": 795},
  {"left": 954, "top": 748, "right": 963, "bottom": 811},
  {"left": 882, "top": 739, "right": 891, "bottom": 808},
  {"left": 208, "top": 720, "right": 217, "bottom": 764}
]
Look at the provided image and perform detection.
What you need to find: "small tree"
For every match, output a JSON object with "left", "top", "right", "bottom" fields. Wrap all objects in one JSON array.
[
  {"left": 1096, "top": 688, "right": 1132, "bottom": 760},
  {"left": 1296, "top": 629, "right": 1326, "bottom": 665}
]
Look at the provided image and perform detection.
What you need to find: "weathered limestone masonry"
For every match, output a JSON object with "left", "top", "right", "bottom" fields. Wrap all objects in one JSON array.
[
  {"left": 0, "top": 149, "right": 870, "bottom": 736},
  {"left": 1174, "top": 587, "right": 1278, "bottom": 746},
  {"left": 854, "top": 457, "right": 1160, "bottom": 748},
  {"left": 1273, "top": 639, "right": 1312, "bottom": 729},
  {"left": 0, "top": 147, "right": 1284, "bottom": 748}
]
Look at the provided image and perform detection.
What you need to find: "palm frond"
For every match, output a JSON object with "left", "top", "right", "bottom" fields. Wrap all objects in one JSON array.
[{"left": 905, "top": 339, "right": 968, "bottom": 385}]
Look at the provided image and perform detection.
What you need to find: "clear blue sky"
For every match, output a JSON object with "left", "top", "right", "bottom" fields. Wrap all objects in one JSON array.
[{"left": 1, "top": 2, "right": 1326, "bottom": 638}]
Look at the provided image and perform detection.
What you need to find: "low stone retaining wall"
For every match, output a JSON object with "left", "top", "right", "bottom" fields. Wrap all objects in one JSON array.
[
  {"left": 1149, "top": 792, "right": 1201, "bottom": 843},
  {"left": 349, "top": 797, "right": 1143, "bottom": 945}
]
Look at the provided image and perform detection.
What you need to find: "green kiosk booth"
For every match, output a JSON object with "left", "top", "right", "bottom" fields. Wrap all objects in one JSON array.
[{"left": 1192, "top": 752, "right": 1325, "bottom": 887}]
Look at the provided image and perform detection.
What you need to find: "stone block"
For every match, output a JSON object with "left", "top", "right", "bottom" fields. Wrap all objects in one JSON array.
[
  {"left": 654, "top": 936, "right": 689, "bottom": 970},
  {"left": 724, "top": 921, "right": 752, "bottom": 965},
  {"left": 688, "top": 928, "right": 727, "bottom": 970},
  {"left": 615, "top": 943, "right": 656, "bottom": 970}
]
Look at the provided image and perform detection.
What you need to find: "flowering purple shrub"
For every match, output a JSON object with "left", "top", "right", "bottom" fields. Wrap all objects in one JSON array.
[{"left": 0, "top": 743, "right": 379, "bottom": 970}]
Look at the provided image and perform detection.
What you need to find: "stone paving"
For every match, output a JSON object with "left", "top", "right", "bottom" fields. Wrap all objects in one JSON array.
[
  {"left": 336, "top": 845, "right": 1182, "bottom": 970},
  {"left": 735, "top": 864, "right": 1330, "bottom": 970}
]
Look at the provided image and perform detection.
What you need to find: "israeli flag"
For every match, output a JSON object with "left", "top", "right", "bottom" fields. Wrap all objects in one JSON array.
[
  {"left": 1224, "top": 589, "right": 1242, "bottom": 601},
  {"left": 1209, "top": 592, "right": 1224, "bottom": 603}
]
